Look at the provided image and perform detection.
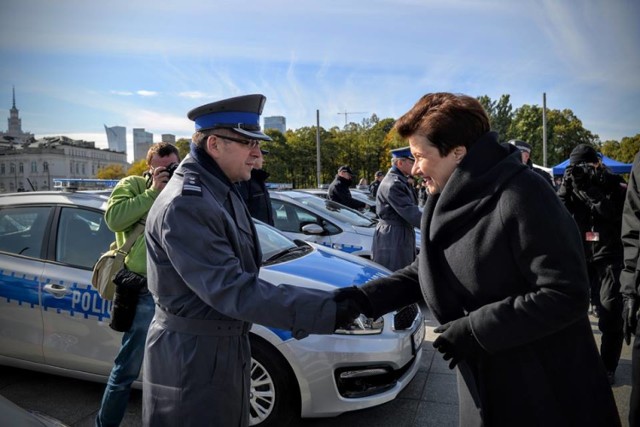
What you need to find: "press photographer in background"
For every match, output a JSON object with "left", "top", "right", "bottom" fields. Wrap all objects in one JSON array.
[
  {"left": 96, "top": 142, "right": 180, "bottom": 427},
  {"left": 558, "top": 143, "right": 627, "bottom": 385}
]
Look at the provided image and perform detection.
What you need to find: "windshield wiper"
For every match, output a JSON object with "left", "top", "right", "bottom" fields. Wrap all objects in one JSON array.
[{"left": 264, "top": 246, "right": 309, "bottom": 263}]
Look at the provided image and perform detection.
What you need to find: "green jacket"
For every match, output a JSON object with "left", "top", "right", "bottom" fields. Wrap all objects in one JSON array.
[{"left": 104, "top": 175, "right": 160, "bottom": 276}]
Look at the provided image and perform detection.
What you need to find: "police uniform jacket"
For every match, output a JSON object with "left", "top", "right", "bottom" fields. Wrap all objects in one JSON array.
[
  {"left": 621, "top": 151, "right": 640, "bottom": 297},
  {"left": 237, "top": 168, "right": 274, "bottom": 226},
  {"left": 328, "top": 175, "right": 366, "bottom": 210},
  {"left": 558, "top": 168, "right": 626, "bottom": 263},
  {"left": 360, "top": 133, "right": 619, "bottom": 426},
  {"left": 143, "top": 150, "right": 337, "bottom": 427},
  {"left": 371, "top": 166, "right": 421, "bottom": 271}
]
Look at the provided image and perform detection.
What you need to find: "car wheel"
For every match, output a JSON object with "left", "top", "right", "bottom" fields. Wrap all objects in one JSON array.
[{"left": 249, "top": 336, "right": 300, "bottom": 427}]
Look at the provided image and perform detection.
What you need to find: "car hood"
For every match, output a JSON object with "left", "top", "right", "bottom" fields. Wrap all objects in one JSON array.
[{"left": 260, "top": 243, "right": 388, "bottom": 291}]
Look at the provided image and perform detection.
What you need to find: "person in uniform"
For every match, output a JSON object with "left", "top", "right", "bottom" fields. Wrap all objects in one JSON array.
[
  {"left": 96, "top": 142, "right": 180, "bottom": 427},
  {"left": 237, "top": 148, "right": 274, "bottom": 225},
  {"left": 371, "top": 147, "right": 421, "bottom": 271},
  {"left": 142, "top": 94, "right": 361, "bottom": 427},
  {"left": 340, "top": 93, "right": 619, "bottom": 426},
  {"left": 508, "top": 139, "right": 554, "bottom": 187},
  {"left": 327, "top": 165, "right": 367, "bottom": 210},
  {"left": 369, "top": 170, "right": 384, "bottom": 198}
]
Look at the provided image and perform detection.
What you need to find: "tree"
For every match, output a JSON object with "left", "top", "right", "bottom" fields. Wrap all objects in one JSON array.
[
  {"left": 96, "top": 164, "right": 126, "bottom": 179},
  {"left": 175, "top": 138, "right": 191, "bottom": 160},
  {"left": 602, "top": 134, "right": 640, "bottom": 163},
  {"left": 477, "top": 94, "right": 513, "bottom": 141},
  {"left": 127, "top": 159, "right": 147, "bottom": 177}
]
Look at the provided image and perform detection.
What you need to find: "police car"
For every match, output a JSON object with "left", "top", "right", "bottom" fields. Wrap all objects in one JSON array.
[
  {"left": 0, "top": 191, "right": 424, "bottom": 426},
  {"left": 270, "top": 190, "right": 420, "bottom": 259},
  {"left": 298, "top": 188, "right": 378, "bottom": 219}
]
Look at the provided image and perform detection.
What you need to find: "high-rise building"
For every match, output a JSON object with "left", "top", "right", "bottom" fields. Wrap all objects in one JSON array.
[
  {"left": 104, "top": 125, "right": 127, "bottom": 153},
  {"left": 133, "top": 128, "right": 153, "bottom": 162},
  {"left": 161, "top": 134, "right": 176, "bottom": 144},
  {"left": 0, "top": 86, "right": 34, "bottom": 143},
  {"left": 264, "top": 116, "right": 286, "bottom": 134}
]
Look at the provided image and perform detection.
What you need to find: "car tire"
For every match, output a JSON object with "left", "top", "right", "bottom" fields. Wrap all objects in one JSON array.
[{"left": 249, "top": 336, "right": 300, "bottom": 427}]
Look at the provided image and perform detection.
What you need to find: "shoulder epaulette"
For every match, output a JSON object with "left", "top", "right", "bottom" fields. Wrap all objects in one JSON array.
[{"left": 182, "top": 172, "right": 202, "bottom": 196}]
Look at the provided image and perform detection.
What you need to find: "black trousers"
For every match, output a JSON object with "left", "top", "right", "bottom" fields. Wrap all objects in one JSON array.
[
  {"left": 631, "top": 331, "right": 640, "bottom": 427},
  {"left": 587, "top": 260, "right": 624, "bottom": 373}
]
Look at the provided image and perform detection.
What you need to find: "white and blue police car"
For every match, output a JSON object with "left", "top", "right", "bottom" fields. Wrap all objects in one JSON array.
[
  {"left": 0, "top": 191, "right": 424, "bottom": 426},
  {"left": 270, "top": 190, "right": 421, "bottom": 259}
]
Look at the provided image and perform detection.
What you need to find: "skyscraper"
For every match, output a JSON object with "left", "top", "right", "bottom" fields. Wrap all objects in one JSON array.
[
  {"left": 133, "top": 128, "right": 153, "bottom": 162},
  {"left": 104, "top": 125, "right": 127, "bottom": 153},
  {"left": 0, "top": 86, "right": 34, "bottom": 143},
  {"left": 264, "top": 116, "right": 286, "bottom": 134}
]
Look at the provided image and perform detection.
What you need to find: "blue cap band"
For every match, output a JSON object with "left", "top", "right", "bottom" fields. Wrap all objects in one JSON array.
[{"left": 194, "top": 111, "right": 260, "bottom": 131}]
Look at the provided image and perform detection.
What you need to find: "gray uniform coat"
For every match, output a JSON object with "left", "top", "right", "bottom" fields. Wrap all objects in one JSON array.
[
  {"left": 372, "top": 166, "right": 421, "bottom": 271},
  {"left": 143, "top": 152, "right": 337, "bottom": 427},
  {"left": 362, "top": 133, "right": 619, "bottom": 426}
]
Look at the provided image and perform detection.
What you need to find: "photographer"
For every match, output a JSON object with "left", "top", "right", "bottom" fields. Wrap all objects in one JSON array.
[
  {"left": 96, "top": 142, "right": 180, "bottom": 427},
  {"left": 558, "top": 143, "right": 626, "bottom": 385}
]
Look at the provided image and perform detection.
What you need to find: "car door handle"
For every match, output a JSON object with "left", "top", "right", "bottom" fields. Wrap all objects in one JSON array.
[{"left": 43, "top": 284, "right": 72, "bottom": 298}]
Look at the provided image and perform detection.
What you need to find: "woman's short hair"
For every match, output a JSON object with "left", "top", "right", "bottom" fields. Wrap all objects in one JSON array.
[{"left": 394, "top": 93, "right": 490, "bottom": 157}]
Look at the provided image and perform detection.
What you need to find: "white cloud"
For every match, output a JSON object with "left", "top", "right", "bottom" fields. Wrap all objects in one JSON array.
[
  {"left": 110, "top": 90, "right": 133, "bottom": 96},
  {"left": 178, "top": 91, "right": 208, "bottom": 99},
  {"left": 137, "top": 90, "right": 158, "bottom": 97}
]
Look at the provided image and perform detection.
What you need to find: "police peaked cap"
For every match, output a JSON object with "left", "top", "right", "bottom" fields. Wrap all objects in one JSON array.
[
  {"left": 508, "top": 139, "right": 532, "bottom": 153},
  {"left": 390, "top": 147, "right": 414, "bottom": 160},
  {"left": 187, "top": 94, "right": 272, "bottom": 141}
]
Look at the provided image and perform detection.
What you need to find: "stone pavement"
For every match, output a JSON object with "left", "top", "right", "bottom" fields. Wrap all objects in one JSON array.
[{"left": 0, "top": 309, "right": 631, "bottom": 426}]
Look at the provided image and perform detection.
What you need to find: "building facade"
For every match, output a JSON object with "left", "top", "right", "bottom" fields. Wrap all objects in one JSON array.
[
  {"left": 0, "top": 136, "right": 128, "bottom": 193},
  {"left": 264, "top": 116, "right": 286, "bottom": 134},
  {"left": 104, "top": 125, "right": 127, "bottom": 153},
  {"left": 133, "top": 128, "right": 153, "bottom": 162},
  {"left": 161, "top": 134, "right": 176, "bottom": 144}
]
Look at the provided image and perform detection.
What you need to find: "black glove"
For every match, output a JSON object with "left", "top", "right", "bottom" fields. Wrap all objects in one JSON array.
[
  {"left": 333, "top": 286, "right": 372, "bottom": 330},
  {"left": 623, "top": 295, "right": 639, "bottom": 345},
  {"left": 562, "top": 168, "right": 574, "bottom": 192},
  {"left": 433, "top": 317, "right": 481, "bottom": 369}
]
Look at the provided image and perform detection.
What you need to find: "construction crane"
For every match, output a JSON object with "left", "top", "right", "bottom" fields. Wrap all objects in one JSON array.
[{"left": 337, "top": 111, "right": 367, "bottom": 127}]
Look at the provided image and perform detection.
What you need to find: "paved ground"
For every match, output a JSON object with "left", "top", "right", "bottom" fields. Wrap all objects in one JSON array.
[{"left": 0, "top": 310, "right": 631, "bottom": 426}]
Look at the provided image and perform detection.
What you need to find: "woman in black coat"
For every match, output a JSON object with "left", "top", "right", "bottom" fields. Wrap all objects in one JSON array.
[{"left": 340, "top": 93, "right": 620, "bottom": 426}]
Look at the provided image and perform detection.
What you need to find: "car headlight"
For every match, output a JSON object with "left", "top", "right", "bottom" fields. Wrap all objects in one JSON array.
[{"left": 334, "top": 314, "right": 384, "bottom": 335}]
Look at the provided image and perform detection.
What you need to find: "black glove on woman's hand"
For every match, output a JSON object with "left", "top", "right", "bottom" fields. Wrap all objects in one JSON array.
[
  {"left": 433, "top": 317, "right": 481, "bottom": 369},
  {"left": 333, "top": 286, "right": 373, "bottom": 330}
]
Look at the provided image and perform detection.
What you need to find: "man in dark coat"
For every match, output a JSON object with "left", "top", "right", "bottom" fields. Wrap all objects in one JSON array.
[
  {"left": 621, "top": 151, "right": 640, "bottom": 427},
  {"left": 372, "top": 147, "right": 421, "bottom": 271},
  {"left": 558, "top": 143, "right": 626, "bottom": 384},
  {"left": 336, "top": 93, "right": 620, "bottom": 426},
  {"left": 237, "top": 149, "right": 274, "bottom": 225},
  {"left": 327, "top": 165, "right": 367, "bottom": 210},
  {"left": 369, "top": 170, "right": 384, "bottom": 198},
  {"left": 143, "top": 94, "right": 360, "bottom": 426}
]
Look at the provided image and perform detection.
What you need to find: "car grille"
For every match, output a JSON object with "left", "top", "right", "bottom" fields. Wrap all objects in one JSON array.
[{"left": 393, "top": 304, "right": 419, "bottom": 330}]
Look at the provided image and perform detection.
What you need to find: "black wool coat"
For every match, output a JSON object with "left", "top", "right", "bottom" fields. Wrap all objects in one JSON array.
[{"left": 362, "top": 132, "right": 620, "bottom": 427}]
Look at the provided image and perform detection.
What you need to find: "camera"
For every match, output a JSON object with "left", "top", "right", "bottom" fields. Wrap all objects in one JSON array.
[
  {"left": 568, "top": 162, "right": 595, "bottom": 183},
  {"left": 165, "top": 162, "right": 179, "bottom": 178}
]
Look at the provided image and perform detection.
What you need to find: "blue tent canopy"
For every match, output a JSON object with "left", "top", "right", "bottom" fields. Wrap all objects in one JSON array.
[{"left": 551, "top": 154, "right": 632, "bottom": 175}]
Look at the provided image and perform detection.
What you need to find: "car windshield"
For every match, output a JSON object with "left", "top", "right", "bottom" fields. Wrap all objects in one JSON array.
[
  {"left": 293, "top": 194, "right": 376, "bottom": 227},
  {"left": 254, "top": 221, "right": 311, "bottom": 263}
]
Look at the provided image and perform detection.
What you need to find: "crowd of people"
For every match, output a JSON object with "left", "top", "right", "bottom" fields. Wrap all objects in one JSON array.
[{"left": 98, "top": 91, "right": 637, "bottom": 426}]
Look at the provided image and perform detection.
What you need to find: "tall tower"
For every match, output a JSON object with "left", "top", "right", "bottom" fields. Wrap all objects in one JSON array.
[
  {"left": 1, "top": 86, "right": 34, "bottom": 142},
  {"left": 104, "top": 125, "right": 127, "bottom": 153}
]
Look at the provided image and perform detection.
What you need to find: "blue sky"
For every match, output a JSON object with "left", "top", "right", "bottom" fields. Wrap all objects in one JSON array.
[{"left": 1, "top": 0, "right": 639, "bottom": 157}]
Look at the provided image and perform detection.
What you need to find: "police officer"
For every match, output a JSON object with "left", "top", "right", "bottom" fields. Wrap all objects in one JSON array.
[
  {"left": 142, "top": 94, "right": 361, "bottom": 426},
  {"left": 369, "top": 170, "right": 384, "bottom": 198},
  {"left": 237, "top": 148, "right": 274, "bottom": 225},
  {"left": 558, "top": 143, "right": 626, "bottom": 384},
  {"left": 371, "top": 147, "right": 422, "bottom": 271},
  {"left": 327, "top": 165, "right": 367, "bottom": 210},
  {"left": 508, "top": 139, "right": 554, "bottom": 187}
]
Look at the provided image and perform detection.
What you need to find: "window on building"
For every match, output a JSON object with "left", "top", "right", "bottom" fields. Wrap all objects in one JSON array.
[
  {"left": 18, "top": 163, "right": 24, "bottom": 173},
  {"left": 10, "top": 163, "right": 15, "bottom": 174},
  {"left": 70, "top": 162, "right": 73, "bottom": 174},
  {"left": 82, "top": 163, "right": 85, "bottom": 175},
  {"left": 31, "top": 161, "right": 37, "bottom": 173},
  {"left": 0, "top": 163, "right": 4, "bottom": 175}
]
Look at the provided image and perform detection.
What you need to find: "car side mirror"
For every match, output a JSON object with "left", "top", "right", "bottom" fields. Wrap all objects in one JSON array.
[{"left": 301, "top": 223, "right": 324, "bottom": 235}]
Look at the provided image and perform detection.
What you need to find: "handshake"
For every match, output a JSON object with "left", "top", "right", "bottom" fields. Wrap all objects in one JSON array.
[{"left": 332, "top": 286, "right": 375, "bottom": 330}]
